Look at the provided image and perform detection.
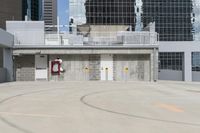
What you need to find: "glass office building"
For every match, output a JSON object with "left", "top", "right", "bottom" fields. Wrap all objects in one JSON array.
[
  {"left": 85, "top": 0, "right": 135, "bottom": 26},
  {"left": 69, "top": 0, "right": 200, "bottom": 41},
  {"left": 22, "top": 0, "right": 42, "bottom": 21},
  {"left": 69, "top": 0, "right": 136, "bottom": 30},
  {"left": 142, "top": 0, "right": 200, "bottom": 41}
]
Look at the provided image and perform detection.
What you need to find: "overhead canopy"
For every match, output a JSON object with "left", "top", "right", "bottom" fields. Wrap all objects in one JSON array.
[{"left": 0, "top": 29, "right": 13, "bottom": 48}]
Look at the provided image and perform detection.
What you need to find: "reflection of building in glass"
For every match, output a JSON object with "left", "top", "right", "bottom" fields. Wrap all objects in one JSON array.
[
  {"left": 192, "top": 52, "right": 200, "bottom": 72},
  {"left": 69, "top": 0, "right": 136, "bottom": 30},
  {"left": 135, "top": 0, "right": 143, "bottom": 31},
  {"left": 159, "top": 52, "right": 184, "bottom": 71},
  {"left": 69, "top": 0, "right": 86, "bottom": 25},
  {"left": 69, "top": 0, "right": 200, "bottom": 41},
  {"left": 85, "top": 0, "right": 136, "bottom": 29},
  {"left": 22, "top": 0, "right": 42, "bottom": 21},
  {"left": 142, "top": 0, "right": 193, "bottom": 41},
  {"left": 192, "top": 0, "right": 200, "bottom": 41}
]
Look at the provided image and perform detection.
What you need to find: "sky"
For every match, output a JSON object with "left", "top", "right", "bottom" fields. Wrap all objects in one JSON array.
[{"left": 58, "top": 0, "right": 69, "bottom": 31}]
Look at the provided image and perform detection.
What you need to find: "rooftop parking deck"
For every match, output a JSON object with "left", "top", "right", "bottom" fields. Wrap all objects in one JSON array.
[{"left": 0, "top": 81, "right": 200, "bottom": 133}]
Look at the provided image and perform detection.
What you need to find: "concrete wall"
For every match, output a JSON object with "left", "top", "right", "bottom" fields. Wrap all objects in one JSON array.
[
  {"left": 15, "top": 55, "right": 35, "bottom": 81},
  {"left": 3, "top": 48, "right": 13, "bottom": 81},
  {"left": 49, "top": 55, "right": 91, "bottom": 81},
  {"left": 113, "top": 54, "right": 150, "bottom": 81},
  {"left": 0, "top": 29, "right": 14, "bottom": 48},
  {"left": 49, "top": 54, "right": 153, "bottom": 81},
  {"left": 89, "top": 55, "right": 101, "bottom": 80},
  {"left": 0, "top": 68, "right": 6, "bottom": 83},
  {"left": 159, "top": 41, "right": 200, "bottom": 82},
  {"left": 13, "top": 48, "right": 158, "bottom": 82},
  {"left": 192, "top": 72, "right": 200, "bottom": 82},
  {"left": 158, "top": 70, "right": 183, "bottom": 81},
  {"left": 0, "top": 48, "right": 3, "bottom": 67},
  {"left": 6, "top": 21, "right": 45, "bottom": 45},
  {"left": 0, "top": 29, "right": 14, "bottom": 82}
]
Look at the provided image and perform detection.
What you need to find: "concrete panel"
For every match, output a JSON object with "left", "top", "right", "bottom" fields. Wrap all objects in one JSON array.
[
  {"left": 6, "top": 21, "right": 45, "bottom": 45},
  {"left": 89, "top": 55, "right": 100, "bottom": 80},
  {"left": 184, "top": 52, "right": 192, "bottom": 82},
  {"left": 13, "top": 49, "right": 155, "bottom": 55},
  {"left": 15, "top": 55, "right": 35, "bottom": 81},
  {"left": 49, "top": 55, "right": 90, "bottom": 81},
  {"left": 158, "top": 70, "right": 183, "bottom": 81},
  {"left": 192, "top": 72, "right": 200, "bottom": 82},
  {"left": 3, "top": 48, "right": 13, "bottom": 81},
  {"left": 114, "top": 54, "right": 150, "bottom": 81},
  {"left": 0, "top": 29, "right": 14, "bottom": 47},
  {"left": 0, "top": 48, "right": 3, "bottom": 67},
  {"left": 49, "top": 55, "right": 102, "bottom": 81},
  {"left": 0, "top": 68, "right": 6, "bottom": 83}
]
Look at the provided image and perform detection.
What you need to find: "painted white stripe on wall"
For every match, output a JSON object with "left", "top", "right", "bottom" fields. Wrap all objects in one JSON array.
[{"left": 100, "top": 55, "right": 113, "bottom": 81}]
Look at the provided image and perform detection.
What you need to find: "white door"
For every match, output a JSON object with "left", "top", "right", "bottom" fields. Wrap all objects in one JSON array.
[
  {"left": 100, "top": 55, "right": 113, "bottom": 81},
  {"left": 35, "top": 55, "right": 48, "bottom": 80}
]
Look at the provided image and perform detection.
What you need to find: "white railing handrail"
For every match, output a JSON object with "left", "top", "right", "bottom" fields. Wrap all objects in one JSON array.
[{"left": 14, "top": 31, "right": 159, "bottom": 46}]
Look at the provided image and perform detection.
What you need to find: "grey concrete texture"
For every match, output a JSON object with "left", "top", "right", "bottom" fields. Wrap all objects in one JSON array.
[
  {"left": 0, "top": 68, "right": 6, "bottom": 83},
  {"left": 3, "top": 48, "right": 14, "bottom": 81},
  {"left": 159, "top": 70, "right": 183, "bottom": 81},
  {"left": 114, "top": 54, "right": 150, "bottom": 81},
  {"left": 192, "top": 71, "right": 200, "bottom": 81},
  {"left": 49, "top": 54, "right": 155, "bottom": 81},
  {"left": 49, "top": 55, "right": 91, "bottom": 81},
  {"left": 0, "top": 81, "right": 200, "bottom": 133},
  {"left": 0, "top": 29, "right": 14, "bottom": 48},
  {"left": 13, "top": 48, "right": 156, "bottom": 55},
  {"left": 15, "top": 55, "right": 35, "bottom": 81},
  {"left": 0, "top": 48, "right": 3, "bottom": 67},
  {"left": 6, "top": 21, "right": 45, "bottom": 46}
]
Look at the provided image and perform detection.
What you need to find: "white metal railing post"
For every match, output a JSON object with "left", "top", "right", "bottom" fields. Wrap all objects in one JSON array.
[{"left": 57, "top": 16, "right": 60, "bottom": 45}]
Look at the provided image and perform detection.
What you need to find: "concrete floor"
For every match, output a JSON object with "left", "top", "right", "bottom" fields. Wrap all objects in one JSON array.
[{"left": 0, "top": 81, "right": 200, "bottom": 133}]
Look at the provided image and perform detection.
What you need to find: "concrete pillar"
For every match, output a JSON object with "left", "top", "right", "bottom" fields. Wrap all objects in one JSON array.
[
  {"left": 153, "top": 48, "right": 158, "bottom": 82},
  {"left": 150, "top": 48, "right": 158, "bottom": 82},
  {"left": 3, "top": 48, "right": 13, "bottom": 82},
  {"left": 184, "top": 52, "right": 192, "bottom": 82},
  {"left": 0, "top": 48, "right": 3, "bottom": 67}
]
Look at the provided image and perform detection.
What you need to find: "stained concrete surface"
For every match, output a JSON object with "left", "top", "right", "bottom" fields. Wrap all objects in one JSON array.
[{"left": 0, "top": 81, "right": 200, "bottom": 133}]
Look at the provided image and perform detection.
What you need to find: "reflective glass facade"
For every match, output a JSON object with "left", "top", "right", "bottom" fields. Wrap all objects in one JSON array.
[
  {"left": 22, "top": 0, "right": 42, "bottom": 21},
  {"left": 159, "top": 52, "right": 184, "bottom": 71},
  {"left": 85, "top": 0, "right": 135, "bottom": 26},
  {"left": 192, "top": 52, "right": 200, "bottom": 71},
  {"left": 69, "top": 0, "right": 200, "bottom": 41}
]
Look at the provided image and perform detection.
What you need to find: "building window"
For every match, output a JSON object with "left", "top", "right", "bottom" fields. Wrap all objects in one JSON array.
[
  {"left": 159, "top": 52, "right": 183, "bottom": 71},
  {"left": 192, "top": 52, "right": 200, "bottom": 72}
]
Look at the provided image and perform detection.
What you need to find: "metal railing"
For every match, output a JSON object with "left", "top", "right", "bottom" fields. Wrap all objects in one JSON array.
[{"left": 14, "top": 31, "right": 159, "bottom": 46}]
